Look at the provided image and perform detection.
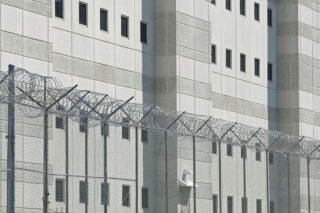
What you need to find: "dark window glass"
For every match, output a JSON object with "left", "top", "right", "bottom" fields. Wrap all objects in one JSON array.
[
  {"left": 254, "top": 3, "right": 260, "bottom": 21},
  {"left": 122, "top": 117, "right": 130, "bottom": 139},
  {"left": 226, "top": 0, "right": 231, "bottom": 10},
  {"left": 227, "top": 144, "right": 233, "bottom": 157},
  {"left": 256, "top": 199, "right": 262, "bottom": 213},
  {"left": 140, "top": 22, "right": 147, "bottom": 43},
  {"left": 241, "top": 146, "right": 247, "bottom": 159},
  {"left": 240, "top": 0, "right": 246, "bottom": 16},
  {"left": 121, "top": 16, "right": 129, "bottom": 38},
  {"left": 211, "top": 0, "right": 216, "bottom": 4},
  {"left": 56, "top": 116, "right": 64, "bottom": 129},
  {"left": 56, "top": 179, "right": 64, "bottom": 202},
  {"left": 101, "top": 183, "right": 109, "bottom": 205},
  {"left": 213, "top": 194, "right": 218, "bottom": 213},
  {"left": 141, "top": 129, "right": 148, "bottom": 142},
  {"left": 79, "top": 181, "right": 87, "bottom": 204},
  {"left": 122, "top": 185, "right": 130, "bottom": 207},
  {"left": 212, "top": 141, "right": 217, "bottom": 154},
  {"left": 142, "top": 187, "right": 148, "bottom": 208},
  {"left": 55, "top": 0, "right": 63, "bottom": 18},
  {"left": 268, "top": 63, "right": 273, "bottom": 81},
  {"left": 256, "top": 143, "right": 261, "bottom": 161},
  {"left": 227, "top": 196, "right": 233, "bottom": 213},
  {"left": 240, "top": 53, "right": 246, "bottom": 72},
  {"left": 269, "top": 152, "right": 274, "bottom": 164},
  {"left": 79, "top": 2, "right": 87, "bottom": 25},
  {"left": 100, "top": 9, "right": 108, "bottom": 31},
  {"left": 242, "top": 197, "right": 247, "bottom": 213},
  {"left": 270, "top": 201, "right": 274, "bottom": 213},
  {"left": 212, "top": 45, "right": 216, "bottom": 64},
  {"left": 79, "top": 116, "right": 87, "bottom": 133},
  {"left": 268, "top": 9, "right": 273, "bottom": 27},
  {"left": 255, "top": 58, "right": 260, "bottom": 76},
  {"left": 101, "top": 121, "right": 109, "bottom": 136},
  {"left": 226, "top": 49, "right": 232, "bottom": 68}
]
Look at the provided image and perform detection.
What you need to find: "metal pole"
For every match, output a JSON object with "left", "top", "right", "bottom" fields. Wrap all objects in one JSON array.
[
  {"left": 243, "top": 146, "right": 247, "bottom": 213},
  {"left": 218, "top": 140, "right": 222, "bottom": 213},
  {"left": 193, "top": 136, "right": 196, "bottom": 213},
  {"left": 307, "top": 157, "right": 310, "bottom": 213},
  {"left": 135, "top": 126, "right": 139, "bottom": 213},
  {"left": 65, "top": 117, "right": 69, "bottom": 213},
  {"left": 7, "top": 64, "right": 15, "bottom": 213},
  {"left": 165, "top": 131, "right": 168, "bottom": 213},
  {"left": 287, "top": 154, "right": 290, "bottom": 213},
  {"left": 266, "top": 151, "right": 270, "bottom": 213},
  {"left": 43, "top": 78, "right": 49, "bottom": 213},
  {"left": 103, "top": 121, "right": 108, "bottom": 213},
  {"left": 85, "top": 119, "right": 88, "bottom": 213}
]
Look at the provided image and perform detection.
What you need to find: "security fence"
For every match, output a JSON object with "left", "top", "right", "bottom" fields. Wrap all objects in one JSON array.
[{"left": 0, "top": 65, "right": 319, "bottom": 213}]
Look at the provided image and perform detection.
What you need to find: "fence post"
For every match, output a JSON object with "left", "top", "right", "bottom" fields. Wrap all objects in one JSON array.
[
  {"left": 193, "top": 136, "right": 196, "bottom": 213},
  {"left": 7, "top": 64, "right": 15, "bottom": 213},
  {"left": 65, "top": 117, "right": 69, "bottom": 213},
  {"left": 85, "top": 119, "right": 88, "bottom": 213},
  {"left": 287, "top": 154, "right": 290, "bottom": 213},
  {"left": 218, "top": 140, "right": 222, "bottom": 213},
  {"left": 103, "top": 121, "right": 108, "bottom": 213}
]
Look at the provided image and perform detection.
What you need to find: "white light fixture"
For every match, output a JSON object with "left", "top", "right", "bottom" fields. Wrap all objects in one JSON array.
[{"left": 178, "top": 169, "right": 198, "bottom": 188}]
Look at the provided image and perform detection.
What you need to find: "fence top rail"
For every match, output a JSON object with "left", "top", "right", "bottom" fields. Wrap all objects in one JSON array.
[{"left": 1, "top": 66, "right": 320, "bottom": 159}]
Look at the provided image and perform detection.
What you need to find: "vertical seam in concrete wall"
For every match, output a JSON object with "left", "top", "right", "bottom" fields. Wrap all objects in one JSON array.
[{"left": 93, "top": 0, "right": 96, "bottom": 211}]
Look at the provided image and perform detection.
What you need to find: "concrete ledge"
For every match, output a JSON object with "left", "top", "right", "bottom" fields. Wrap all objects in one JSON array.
[
  {"left": 1, "top": 0, "right": 23, "bottom": 8},
  {"left": 1, "top": 31, "right": 23, "bottom": 55},
  {"left": 23, "top": 0, "right": 52, "bottom": 17},
  {"left": 176, "top": 12, "right": 211, "bottom": 33},
  {"left": 23, "top": 37, "right": 50, "bottom": 61}
]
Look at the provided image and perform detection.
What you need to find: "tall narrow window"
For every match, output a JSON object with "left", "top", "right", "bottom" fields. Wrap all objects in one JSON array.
[
  {"left": 140, "top": 22, "right": 147, "bottom": 43},
  {"left": 121, "top": 15, "right": 129, "bottom": 38},
  {"left": 268, "top": 63, "right": 273, "bottom": 81},
  {"left": 254, "top": 3, "right": 260, "bottom": 21},
  {"left": 79, "top": 181, "right": 87, "bottom": 204},
  {"left": 226, "top": 49, "right": 232, "bottom": 68},
  {"left": 227, "top": 144, "right": 233, "bottom": 157},
  {"left": 240, "top": 0, "right": 246, "bottom": 16},
  {"left": 122, "top": 117, "right": 130, "bottom": 139},
  {"left": 227, "top": 196, "right": 233, "bottom": 213},
  {"left": 211, "top": 45, "right": 216, "bottom": 64},
  {"left": 268, "top": 9, "right": 273, "bottom": 27},
  {"left": 211, "top": 0, "right": 216, "bottom": 4},
  {"left": 256, "top": 143, "right": 261, "bottom": 161},
  {"left": 142, "top": 187, "right": 148, "bottom": 208},
  {"left": 270, "top": 201, "right": 275, "bottom": 213},
  {"left": 240, "top": 53, "right": 246, "bottom": 72},
  {"left": 254, "top": 58, "right": 260, "bottom": 76},
  {"left": 55, "top": 0, "right": 63, "bottom": 18},
  {"left": 241, "top": 146, "right": 247, "bottom": 159},
  {"left": 56, "top": 116, "right": 64, "bottom": 129},
  {"left": 226, "top": 0, "right": 231, "bottom": 11},
  {"left": 212, "top": 141, "right": 217, "bottom": 154},
  {"left": 79, "top": 2, "right": 87, "bottom": 25},
  {"left": 256, "top": 199, "right": 262, "bottom": 213},
  {"left": 213, "top": 194, "right": 218, "bottom": 213},
  {"left": 101, "top": 121, "right": 109, "bottom": 136},
  {"left": 101, "top": 183, "right": 109, "bottom": 205},
  {"left": 79, "top": 116, "right": 87, "bottom": 133},
  {"left": 56, "top": 179, "right": 64, "bottom": 202},
  {"left": 269, "top": 152, "right": 274, "bottom": 164},
  {"left": 242, "top": 197, "right": 247, "bottom": 213},
  {"left": 100, "top": 9, "right": 108, "bottom": 32},
  {"left": 141, "top": 129, "right": 148, "bottom": 142},
  {"left": 122, "top": 185, "right": 130, "bottom": 207}
]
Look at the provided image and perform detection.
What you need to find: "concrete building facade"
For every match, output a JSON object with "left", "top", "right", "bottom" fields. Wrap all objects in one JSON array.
[{"left": 0, "top": 0, "right": 319, "bottom": 212}]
